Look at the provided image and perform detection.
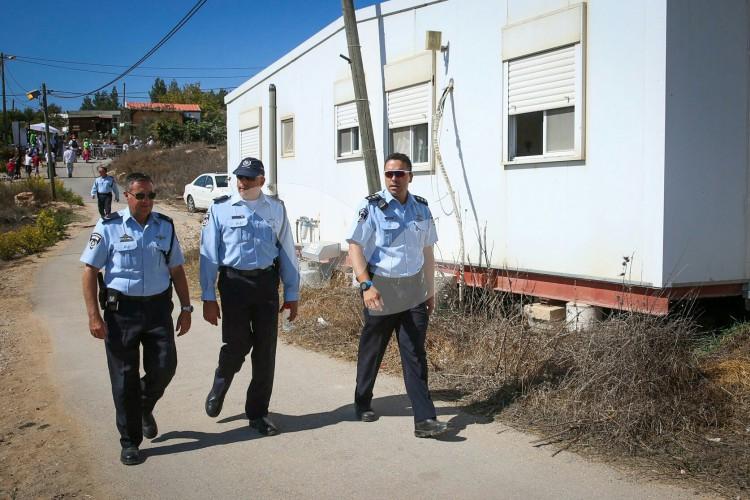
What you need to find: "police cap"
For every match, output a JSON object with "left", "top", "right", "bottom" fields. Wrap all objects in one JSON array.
[{"left": 233, "top": 157, "right": 265, "bottom": 178}]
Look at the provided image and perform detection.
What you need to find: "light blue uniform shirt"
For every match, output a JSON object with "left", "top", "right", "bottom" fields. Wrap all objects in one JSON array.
[
  {"left": 346, "top": 189, "right": 438, "bottom": 278},
  {"left": 200, "top": 193, "right": 300, "bottom": 302},
  {"left": 80, "top": 208, "right": 184, "bottom": 296},
  {"left": 91, "top": 175, "right": 120, "bottom": 198}
]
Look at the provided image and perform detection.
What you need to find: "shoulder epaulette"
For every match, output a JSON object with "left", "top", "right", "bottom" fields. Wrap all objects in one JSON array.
[
  {"left": 213, "top": 195, "right": 231, "bottom": 203},
  {"left": 154, "top": 212, "right": 173, "bottom": 223},
  {"left": 102, "top": 212, "right": 122, "bottom": 223},
  {"left": 365, "top": 193, "right": 388, "bottom": 211},
  {"left": 414, "top": 195, "right": 428, "bottom": 206}
]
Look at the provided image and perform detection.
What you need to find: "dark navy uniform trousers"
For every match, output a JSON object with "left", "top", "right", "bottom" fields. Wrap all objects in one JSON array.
[
  {"left": 103, "top": 291, "right": 176, "bottom": 449},
  {"left": 355, "top": 273, "right": 436, "bottom": 423},
  {"left": 214, "top": 266, "right": 279, "bottom": 420},
  {"left": 96, "top": 192, "right": 113, "bottom": 218}
]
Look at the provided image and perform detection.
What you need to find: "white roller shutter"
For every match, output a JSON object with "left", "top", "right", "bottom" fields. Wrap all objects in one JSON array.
[
  {"left": 387, "top": 82, "right": 430, "bottom": 129},
  {"left": 508, "top": 45, "right": 575, "bottom": 116},
  {"left": 336, "top": 101, "right": 358, "bottom": 130},
  {"left": 240, "top": 127, "right": 260, "bottom": 159}
]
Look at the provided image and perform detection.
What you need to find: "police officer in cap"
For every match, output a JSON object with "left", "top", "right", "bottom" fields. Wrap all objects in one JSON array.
[
  {"left": 200, "top": 157, "right": 299, "bottom": 436},
  {"left": 90, "top": 165, "right": 120, "bottom": 218},
  {"left": 81, "top": 172, "right": 192, "bottom": 465},
  {"left": 347, "top": 152, "right": 448, "bottom": 438}
]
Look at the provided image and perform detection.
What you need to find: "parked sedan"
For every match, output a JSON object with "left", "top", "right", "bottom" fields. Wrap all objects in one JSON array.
[{"left": 183, "top": 173, "right": 231, "bottom": 212}]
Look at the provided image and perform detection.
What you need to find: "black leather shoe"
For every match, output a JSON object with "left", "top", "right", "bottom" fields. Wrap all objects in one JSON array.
[
  {"left": 205, "top": 388, "right": 228, "bottom": 418},
  {"left": 414, "top": 419, "right": 448, "bottom": 438},
  {"left": 120, "top": 446, "right": 141, "bottom": 466},
  {"left": 142, "top": 412, "right": 158, "bottom": 439},
  {"left": 249, "top": 416, "right": 279, "bottom": 436},
  {"left": 355, "top": 407, "right": 378, "bottom": 422}
]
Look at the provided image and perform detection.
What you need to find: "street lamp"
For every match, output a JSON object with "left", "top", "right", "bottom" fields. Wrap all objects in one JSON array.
[{"left": 1, "top": 53, "right": 17, "bottom": 144}]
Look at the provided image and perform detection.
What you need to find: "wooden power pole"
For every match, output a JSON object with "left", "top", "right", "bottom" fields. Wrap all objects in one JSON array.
[
  {"left": 41, "top": 83, "right": 56, "bottom": 200},
  {"left": 342, "top": 0, "right": 381, "bottom": 194}
]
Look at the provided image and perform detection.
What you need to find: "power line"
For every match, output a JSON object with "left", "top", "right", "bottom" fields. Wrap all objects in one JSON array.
[
  {"left": 14, "top": 58, "right": 253, "bottom": 79},
  {"left": 12, "top": 54, "right": 263, "bottom": 71},
  {"left": 57, "top": 0, "right": 208, "bottom": 98}
]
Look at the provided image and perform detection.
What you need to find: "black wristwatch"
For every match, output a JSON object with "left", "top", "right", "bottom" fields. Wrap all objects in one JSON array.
[
  {"left": 180, "top": 305, "right": 194, "bottom": 313},
  {"left": 359, "top": 280, "right": 373, "bottom": 292}
]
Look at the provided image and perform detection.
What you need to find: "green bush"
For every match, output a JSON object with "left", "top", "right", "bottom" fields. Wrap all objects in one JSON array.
[{"left": 0, "top": 208, "right": 68, "bottom": 260}]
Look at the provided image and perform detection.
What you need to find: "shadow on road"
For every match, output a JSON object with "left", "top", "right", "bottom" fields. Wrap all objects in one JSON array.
[{"left": 145, "top": 394, "right": 493, "bottom": 459}]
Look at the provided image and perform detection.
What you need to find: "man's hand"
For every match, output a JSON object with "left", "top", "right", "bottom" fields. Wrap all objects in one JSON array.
[
  {"left": 88, "top": 314, "right": 107, "bottom": 339},
  {"left": 91, "top": 194, "right": 96, "bottom": 199},
  {"left": 425, "top": 295, "right": 436, "bottom": 315},
  {"left": 176, "top": 311, "right": 192, "bottom": 336},
  {"left": 363, "top": 287, "right": 384, "bottom": 312},
  {"left": 203, "top": 300, "right": 221, "bottom": 325},
  {"left": 280, "top": 301, "right": 299, "bottom": 321}
]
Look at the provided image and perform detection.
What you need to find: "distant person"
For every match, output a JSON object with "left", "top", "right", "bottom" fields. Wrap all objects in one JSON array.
[
  {"left": 91, "top": 166, "right": 120, "bottom": 218},
  {"left": 63, "top": 147, "right": 76, "bottom": 178},
  {"left": 80, "top": 172, "right": 192, "bottom": 465},
  {"left": 23, "top": 150, "right": 32, "bottom": 179},
  {"left": 82, "top": 138, "right": 91, "bottom": 162},
  {"left": 132, "top": 137, "right": 141, "bottom": 149},
  {"left": 5, "top": 157, "right": 15, "bottom": 180},
  {"left": 146, "top": 136, "right": 155, "bottom": 147},
  {"left": 31, "top": 152, "right": 40, "bottom": 177}
]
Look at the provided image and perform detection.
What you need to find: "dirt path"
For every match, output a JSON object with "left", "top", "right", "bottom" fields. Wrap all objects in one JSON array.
[{"left": 0, "top": 207, "right": 100, "bottom": 499}]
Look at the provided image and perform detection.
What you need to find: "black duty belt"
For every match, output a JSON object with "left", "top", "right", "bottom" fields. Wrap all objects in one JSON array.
[
  {"left": 111, "top": 287, "right": 171, "bottom": 302},
  {"left": 220, "top": 265, "right": 276, "bottom": 278}
]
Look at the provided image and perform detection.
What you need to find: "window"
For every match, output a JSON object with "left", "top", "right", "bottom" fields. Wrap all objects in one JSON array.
[
  {"left": 194, "top": 175, "right": 207, "bottom": 187},
  {"left": 281, "top": 117, "right": 294, "bottom": 157},
  {"left": 389, "top": 124, "right": 428, "bottom": 164},
  {"left": 335, "top": 102, "right": 360, "bottom": 159},
  {"left": 502, "top": 4, "right": 586, "bottom": 164},
  {"left": 386, "top": 82, "right": 431, "bottom": 170},
  {"left": 215, "top": 175, "right": 228, "bottom": 188},
  {"left": 240, "top": 126, "right": 260, "bottom": 159}
]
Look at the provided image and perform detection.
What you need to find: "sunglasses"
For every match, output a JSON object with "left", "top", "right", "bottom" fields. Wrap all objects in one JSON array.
[
  {"left": 236, "top": 175, "right": 257, "bottom": 181},
  {"left": 384, "top": 170, "right": 409, "bottom": 179},
  {"left": 127, "top": 191, "right": 157, "bottom": 200}
]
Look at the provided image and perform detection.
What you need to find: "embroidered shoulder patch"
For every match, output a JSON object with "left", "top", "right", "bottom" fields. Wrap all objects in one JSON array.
[
  {"left": 358, "top": 207, "right": 369, "bottom": 222},
  {"left": 88, "top": 232, "right": 103, "bottom": 249},
  {"left": 201, "top": 212, "right": 210, "bottom": 227}
]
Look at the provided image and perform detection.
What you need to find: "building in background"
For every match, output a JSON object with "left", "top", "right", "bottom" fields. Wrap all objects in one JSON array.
[
  {"left": 126, "top": 102, "right": 201, "bottom": 126},
  {"left": 224, "top": 0, "right": 750, "bottom": 315}
]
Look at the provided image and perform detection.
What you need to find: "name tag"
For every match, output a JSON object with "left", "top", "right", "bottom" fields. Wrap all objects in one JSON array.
[
  {"left": 382, "top": 220, "right": 400, "bottom": 230},
  {"left": 114, "top": 241, "right": 137, "bottom": 252},
  {"left": 228, "top": 217, "right": 248, "bottom": 228}
]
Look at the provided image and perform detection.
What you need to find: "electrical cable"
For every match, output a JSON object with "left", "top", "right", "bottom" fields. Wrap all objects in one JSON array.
[
  {"left": 14, "top": 58, "right": 251, "bottom": 79},
  {"left": 54, "top": 0, "right": 208, "bottom": 98},
  {"left": 12, "top": 54, "right": 263, "bottom": 71}
]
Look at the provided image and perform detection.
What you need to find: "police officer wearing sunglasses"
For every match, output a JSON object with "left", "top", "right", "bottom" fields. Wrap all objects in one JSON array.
[
  {"left": 199, "top": 157, "right": 299, "bottom": 436},
  {"left": 81, "top": 172, "right": 192, "bottom": 465},
  {"left": 347, "top": 152, "right": 448, "bottom": 438}
]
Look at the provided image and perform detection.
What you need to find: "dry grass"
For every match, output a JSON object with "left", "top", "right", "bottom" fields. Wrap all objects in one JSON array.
[
  {"left": 110, "top": 142, "right": 227, "bottom": 199},
  {"left": 288, "top": 278, "right": 750, "bottom": 497}
]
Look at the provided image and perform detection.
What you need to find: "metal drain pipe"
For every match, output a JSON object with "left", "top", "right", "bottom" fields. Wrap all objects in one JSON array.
[{"left": 268, "top": 84, "right": 278, "bottom": 198}]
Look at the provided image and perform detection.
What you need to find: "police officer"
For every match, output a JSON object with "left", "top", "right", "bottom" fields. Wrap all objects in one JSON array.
[
  {"left": 81, "top": 172, "right": 192, "bottom": 465},
  {"left": 200, "top": 157, "right": 299, "bottom": 436},
  {"left": 90, "top": 165, "right": 120, "bottom": 218},
  {"left": 347, "top": 152, "right": 448, "bottom": 438}
]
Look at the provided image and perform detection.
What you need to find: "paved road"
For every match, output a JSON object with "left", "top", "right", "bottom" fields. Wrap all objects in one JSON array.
[{"left": 31, "top": 162, "right": 701, "bottom": 499}]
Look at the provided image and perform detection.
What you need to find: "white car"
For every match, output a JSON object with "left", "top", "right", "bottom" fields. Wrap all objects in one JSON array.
[{"left": 183, "top": 173, "right": 231, "bottom": 212}]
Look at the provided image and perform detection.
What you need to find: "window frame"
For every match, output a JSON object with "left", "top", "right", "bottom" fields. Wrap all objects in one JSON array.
[
  {"left": 386, "top": 82, "right": 433, "bottom": 173},
  {"left": 280, "top": 115, "right": 294, "bottom": 158},
  {"left": 337, "top": 125, "right": 361, "bottom": 159},
  {"left": 503, "top": 43, "right": 584, "bottom": 166}
]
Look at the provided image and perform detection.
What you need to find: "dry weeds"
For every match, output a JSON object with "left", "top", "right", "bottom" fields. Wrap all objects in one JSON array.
[{"left": 289, "top": 279, "right": 750, "bottom": 497}]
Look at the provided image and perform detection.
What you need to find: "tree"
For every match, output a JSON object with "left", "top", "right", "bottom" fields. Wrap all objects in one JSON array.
[
  {"left": 110, "top": 86, "right": 120, "bottom": 109},
  {"left": 80, "top": 96, "right": 95, "bottom": 110},
  {"left": 149, "top": 78, "right": 167, "bottom": 103}
]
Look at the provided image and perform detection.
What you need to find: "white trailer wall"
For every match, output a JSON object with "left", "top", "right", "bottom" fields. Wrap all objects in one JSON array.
[
  {"left": 662, "top": 0, "right": 750, "bottom": 286},
  {"left": 225, "top": 0, "right": 744, "bottom": 289}
]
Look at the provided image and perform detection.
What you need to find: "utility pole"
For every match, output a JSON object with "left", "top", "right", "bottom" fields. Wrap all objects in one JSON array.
[
  {"left": 1, "top": 53, "right": 8, "bottom": 144},
  {"left": 342, "top": 0, "right": 381, "bottom": 194},
  {"left": 41, "top": 83, "right": 56, "bottom": 200},
  {"left": 122, "top": 82, "right": 126, "bottom": 107}
]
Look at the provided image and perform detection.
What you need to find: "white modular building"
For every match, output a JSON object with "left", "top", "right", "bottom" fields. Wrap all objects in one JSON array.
[{"left": 225, "top": 0, "right": 750, "bottom": 314}]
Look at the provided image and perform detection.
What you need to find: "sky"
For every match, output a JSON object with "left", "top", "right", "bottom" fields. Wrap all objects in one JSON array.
[{"left": 0, "top": 0, "right": 380, "bottom": 112}]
